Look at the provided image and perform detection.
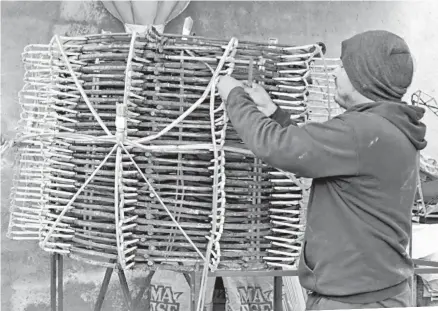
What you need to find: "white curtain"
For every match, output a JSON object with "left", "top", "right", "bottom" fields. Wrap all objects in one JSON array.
[{"left": 101, "top": 0, "right": 191, "bottom": 34}]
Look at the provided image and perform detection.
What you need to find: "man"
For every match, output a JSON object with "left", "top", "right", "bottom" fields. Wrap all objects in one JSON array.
[{"left": 216, "top": 30, "right": 427, "bottom": 310}]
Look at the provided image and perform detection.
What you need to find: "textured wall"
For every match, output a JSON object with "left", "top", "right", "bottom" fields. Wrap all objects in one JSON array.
[
  {"left": 1, "top": 2, "right": 130, "bottom": 311},
  {"left": 166, "top": 0, "right": 438, "bottom": 158},
  {"left": 2, "top": 1, "right": 438, "bottom": 310}
]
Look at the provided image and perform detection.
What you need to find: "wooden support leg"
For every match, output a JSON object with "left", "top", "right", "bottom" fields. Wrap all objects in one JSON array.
[
  {"left": 51, "top": 254, "right": 57, "bottom": 311},
  {"left": 94, "top": 267, "right": 155, "bottom": 311},
  {"left": 132, "top": 271, "right": 155, "bottom": 311},
  {"left": 50, "top": 254, "right": 63, "bottom": 311},
  {"left": 57, "top": 254, "right": 63, "bottom": 311},
  {"left": 188, "top": 271, "right": 196, "bottom": 311},
  {"left": 182, "top": 272, "right": 191, "bottom": 287},
  {"left": 412, "top": 274, "right": 418, "bottom": 307},
  {"left": 94, "top": 267, "right": 114, "bottom": 311},
  {"left": 412, "top": 256, "right": 417, "bottom": 308},
  {"left": 274, "top": 276, "right": 283, "bottom": 311},
  {"left": 117, "top": 267, "right": 133, "bottom": 311}
]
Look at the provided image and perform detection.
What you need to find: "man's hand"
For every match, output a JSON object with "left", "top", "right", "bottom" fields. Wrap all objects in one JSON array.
[
  {"left": 244, "top": 83, "right": 278, "bottom": 117},
  {"left": 217, "top": 75, "right": 243, "bottom": 101}
]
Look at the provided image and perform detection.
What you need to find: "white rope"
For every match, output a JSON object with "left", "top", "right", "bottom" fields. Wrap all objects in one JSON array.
[
  {"left": 54, "top": 35, "right": 112, "bottom": 136},
  {"left": 134, "top": 38, "right": 238, "bottom": 144},
  {"left": 120, "top": 144, "right": 206, "bottom": 261},
  {"left": 10, "top": 35, "right": 331, "bottom": 311}
]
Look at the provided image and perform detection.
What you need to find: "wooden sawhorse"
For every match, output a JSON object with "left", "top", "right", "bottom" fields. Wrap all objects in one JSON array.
[{"left": 50, "top": 256, "right": 438, "bottom": 311}]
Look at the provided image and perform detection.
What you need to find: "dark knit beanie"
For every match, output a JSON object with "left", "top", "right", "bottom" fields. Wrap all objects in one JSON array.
[{"left": 340, "top": 30, "right": 414, "bottom": 102}]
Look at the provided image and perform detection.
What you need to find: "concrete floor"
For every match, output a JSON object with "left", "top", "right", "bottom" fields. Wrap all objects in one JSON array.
[{"left": 2, "top": 1, "right": 438, "bottom": 310}]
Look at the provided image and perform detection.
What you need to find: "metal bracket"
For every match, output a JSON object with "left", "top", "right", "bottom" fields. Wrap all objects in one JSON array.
[
  {"left": 182, "top": 17, "right": 194, "bottom": 39},
  {"left": 268, "top": 38, "right": 278, "bottom": 48}
]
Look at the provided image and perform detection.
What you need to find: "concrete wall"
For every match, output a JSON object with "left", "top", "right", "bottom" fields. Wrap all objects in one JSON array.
[
  {"left": 2, "top": 1, "right": 438, "bottom": 310},
  {"left": 167, "top": 0, "right": 438, "bottom": 157},
  {"left": 1, "top": 2, "right": 130, "bottom": 311}
]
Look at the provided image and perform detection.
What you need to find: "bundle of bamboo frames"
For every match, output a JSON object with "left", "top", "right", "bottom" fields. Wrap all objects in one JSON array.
[{"left": 7, "top": 26, "right": 333, "bottom": 310}]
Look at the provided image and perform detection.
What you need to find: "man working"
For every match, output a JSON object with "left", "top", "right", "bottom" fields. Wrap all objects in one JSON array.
[{"left": 216, "top": 30, "right": 427, "bottom": 310}]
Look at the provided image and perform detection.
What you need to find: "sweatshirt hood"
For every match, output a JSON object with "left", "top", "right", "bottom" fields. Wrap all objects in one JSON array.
[{"left": 347, "top": 101, "right": 427, "bottom": 150}]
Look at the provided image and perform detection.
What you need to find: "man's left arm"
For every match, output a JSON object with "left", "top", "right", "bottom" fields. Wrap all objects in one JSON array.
[
  {"left": 226, "top": 86, "right": 359, "bottom": 179},
  {"left": 269, "top": 106, "right": 299, "bottom": 128}
]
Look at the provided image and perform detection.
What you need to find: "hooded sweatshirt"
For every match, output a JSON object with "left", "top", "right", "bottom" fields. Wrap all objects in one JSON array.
[{"left": 226, "top": 86, "right": 427, "bottom": 303}]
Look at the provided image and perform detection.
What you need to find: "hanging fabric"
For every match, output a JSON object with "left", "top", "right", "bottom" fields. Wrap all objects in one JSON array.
[{"left": 101, "top": 0, "right": 191, "bottom": 34}]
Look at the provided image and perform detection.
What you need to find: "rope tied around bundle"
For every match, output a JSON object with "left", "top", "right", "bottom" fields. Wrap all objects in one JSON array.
[
  {"left": 7, "top": 28, "right": 333, "bottom": 311},
  {"left": 36, "top": 32, "right": 239, "bottom": 268}
]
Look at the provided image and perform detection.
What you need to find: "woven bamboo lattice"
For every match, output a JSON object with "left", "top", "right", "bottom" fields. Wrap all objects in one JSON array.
[
  {"left": 408, "top": 91, "right": 438, "bottom": 220},
  {"left": 416, "top": 154, "right": 438, "bottom": 220},
  {"left": 307, "top": 57, "right": 342, "bottom": 121},
  {"left": 8, "top": 28, "right": 334, "bottom": 281}
]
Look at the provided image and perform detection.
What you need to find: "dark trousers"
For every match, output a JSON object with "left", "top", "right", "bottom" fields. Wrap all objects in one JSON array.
[{"left": 306, "top": 285, "right": 413, "bottom": 310}]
